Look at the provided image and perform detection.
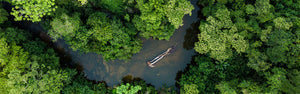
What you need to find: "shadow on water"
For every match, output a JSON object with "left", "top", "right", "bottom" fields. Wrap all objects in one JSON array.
[
  {"left": 121, "top": 75, "right": 145, "bottom": 84},
  {"left": 183, "top": 20, "right": 200, "bottom": 50},
  {"left": 174, "top": 54, "right": 201, "bottom": 88},
  {"left": 57, "top": 0, "right": 201, "bottom": 88},
  {"left": 175, "top": 1, "right": 213, "bottom": 88},
  {"left": 4, "top": 0, "right": 202, "bottom": 88}
]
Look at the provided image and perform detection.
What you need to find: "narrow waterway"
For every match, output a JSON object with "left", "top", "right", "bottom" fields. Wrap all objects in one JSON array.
[
  {"left": 51, "top": 0, "right": 200, "bottom": 87},
  {"left": 24, "top": 0, "right": 200, "bottom": 88}
]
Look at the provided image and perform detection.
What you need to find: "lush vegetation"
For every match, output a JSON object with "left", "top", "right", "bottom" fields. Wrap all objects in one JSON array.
[
  {"left": 180, "top": 0, "right": 299, "bottom": 93},
  {"left": 1, "top": 0, "right": 299, "bottom": 94},
  {"left": 0, "top": 0, "right": 193, "bottom": 93},
  {"left": 0, "top": 12, "right": 156, "bottom": 93},
  {"left": 45, "top": 0, "right": 193, "bottom": 60},
  {"left": 2, "top": 0, "right": 194, "bottom": 61}
]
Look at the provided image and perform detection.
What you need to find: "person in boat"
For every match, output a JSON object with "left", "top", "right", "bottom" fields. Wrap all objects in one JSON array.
[{"left": 147, "top": 47, "right": 173, "bottom": 67}]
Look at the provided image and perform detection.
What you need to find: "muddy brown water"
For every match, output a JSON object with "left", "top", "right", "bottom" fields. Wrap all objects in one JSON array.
[{"left": 25, "top": 0, "right": 200, "bottom": 88}]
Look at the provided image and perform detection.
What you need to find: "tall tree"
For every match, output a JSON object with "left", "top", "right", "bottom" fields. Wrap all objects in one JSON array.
[
  {"left": 133, "top": 0, "right": 194, "bottom": 40},
  {"left": 115, "top": 83, "right": 142, "bottom": 94},
  {"left": 65, "top": 12, "right": 142, "bottom": 60},
  {"left": 49, "top": 13, "right": 81, "bottom": 41},
  {"left": 194, "top": 8, "right": 248, "bottom": 61}
]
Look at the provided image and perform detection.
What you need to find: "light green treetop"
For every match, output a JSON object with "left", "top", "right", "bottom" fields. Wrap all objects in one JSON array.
[
  {"left": 273, "top": 17, "right": 293, "bottom": 30},
  {"left": 164, "top": 0, "right": 194, "bottom": 28},
  {"left": 181, "top": 84, "right": 199, "bottom": 94},
  {"left": 216, "top": 81, "right": 237, "bottom": 94},
  {"left": 6, "top": 62, "right": 73, "bottom": 94},
  {"left": 115, "top": 83, "right": 142, "bottom": 94},
  {"left": 254, "top": 0, "right": 274, "bottom": 23},
  {"left": 195, "top": 8, "right": 248, "bottom": 61},
  {"left": 49, "top": 13, "right": 81, "bottom": 41},
  {"left": 0, "top": 37, "right": 28, "bottom": 77},
  {"left": 78, "top": 0, "right": 88, "bottom": 5},
  {"left": 133, "top": 0, "right": 194, "bottom": 40},
  {"left": 10, "top": 0, "right": 57, "bottom": 22}
]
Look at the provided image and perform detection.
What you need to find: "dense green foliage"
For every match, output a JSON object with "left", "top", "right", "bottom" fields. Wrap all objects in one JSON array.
[
  {"left": 77, "top": 0, "right": 88, "bottom": 5},
  {"left": 0, "top": 27, "right": 75, "bottom": 93},
  {"left": 0, "top": 24, "right": 157, "bottom": 94},
  {"left": 9, "top": 0, "right": 57, "bottom": 22},
  {"left": 6, "top": 0, "right": 194, "bottom": 60},
  {"left": 133, "top": 0, "right": 194, "bottom": 40},
  {"left": 180, "top": 0, "right": 300, "bottom": 93},
  {"left": 194, "top": 0, "right": 299, "bottom": 71},
  {"left": 2, "top": 0, "right": 299, "bottom": 93},
  {"left": 49, "top": 12, "right": 80, "bottom": 41},
  {"left": 1, "top": 0, "right": 194, "bottom": 93},
  {"left": 0, "top": 7, "right": 8, "bottom": 24},
  {"left": 0, "top": 4, "right": 158, "bottom": 93},
  {"left": 180, "top": 84, "right": 199, "bottom": 94},
  {"left": 65, "top": 12, "right": 142, "bottom": 60},
  {"left": 179, "top": 56, "right": 252, "bottom": 93},
  {"left": 115, "top": 83, "right": 142, "bottom": 94},
  {"left": 195, "top": 8, "right": 248, "bottom": 61}
]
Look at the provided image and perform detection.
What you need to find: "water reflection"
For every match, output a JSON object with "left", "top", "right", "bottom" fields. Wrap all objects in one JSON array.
[
  {"left": 183, "top": 20, "right": 200, "bottom": 50},
  {"left": 121, "top": 75, "right": 145, "bottom": 84},
  {"left": 174, "top": 54, "right": 199, "bottom": 88},
  {"left": 52, "top": 0, "right": 200, "bottom": 88}
]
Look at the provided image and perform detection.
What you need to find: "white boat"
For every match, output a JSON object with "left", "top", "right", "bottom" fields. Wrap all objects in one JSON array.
[{"left": 147, "top": 46, "right": 175, "bottom": 67}]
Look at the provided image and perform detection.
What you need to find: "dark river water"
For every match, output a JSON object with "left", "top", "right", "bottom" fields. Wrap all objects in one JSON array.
[{"left": 25, "top": 0, "right": 200, "bottom": 88}]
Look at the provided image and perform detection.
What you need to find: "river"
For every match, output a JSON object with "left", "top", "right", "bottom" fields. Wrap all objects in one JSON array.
[{"left": 26, "top": 0, "right": 200, "bottom": 88}]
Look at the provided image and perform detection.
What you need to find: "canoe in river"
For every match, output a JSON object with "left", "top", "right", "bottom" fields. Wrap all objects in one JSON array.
[{"left": 147, "top": 46, "right": 175, "bottom": 67}]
